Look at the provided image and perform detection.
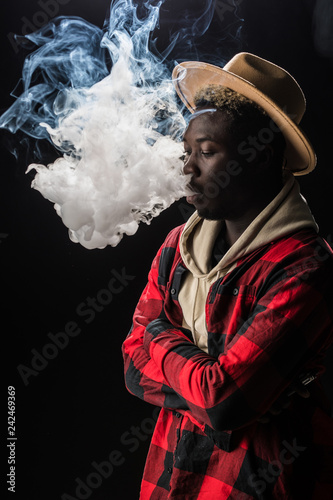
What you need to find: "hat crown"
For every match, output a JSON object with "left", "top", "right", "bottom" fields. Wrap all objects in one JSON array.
[
  {"left": 172, "top": 52, "right": 316, "bottom": 174},
  {"left": 224, "top": 53, "right": 306, "bottom": 124}
]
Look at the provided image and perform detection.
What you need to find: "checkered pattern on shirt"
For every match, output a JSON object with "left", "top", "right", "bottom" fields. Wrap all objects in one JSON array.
[{"left": 122, "top": 225, "right": 333, "bottom": 499}]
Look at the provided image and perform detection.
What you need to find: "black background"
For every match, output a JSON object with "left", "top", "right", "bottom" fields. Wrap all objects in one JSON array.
[{"left": 1, "top": 1, "right": 332, "bottom": 499}]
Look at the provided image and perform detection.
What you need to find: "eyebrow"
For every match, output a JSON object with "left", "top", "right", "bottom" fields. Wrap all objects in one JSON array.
[{"left": 183, "top": 135, "right": 219, "bottom": 144}]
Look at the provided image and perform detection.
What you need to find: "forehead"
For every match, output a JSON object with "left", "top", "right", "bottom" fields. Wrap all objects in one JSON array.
[{"left": 183, "top": 108, "right": 231, "bottom": 142}]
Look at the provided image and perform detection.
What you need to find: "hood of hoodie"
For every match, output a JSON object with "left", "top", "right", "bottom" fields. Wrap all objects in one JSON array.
[
  {"left": 178, "top": 171, "right": 319, "bottom": 352},
  {"left": 180, "top": 171, "right": 318, "bottom": 279}
]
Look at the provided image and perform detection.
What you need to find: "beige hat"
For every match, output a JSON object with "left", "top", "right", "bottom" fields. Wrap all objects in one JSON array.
[{"left": 172, "top": 52, "right": 316, "bottom": 175}]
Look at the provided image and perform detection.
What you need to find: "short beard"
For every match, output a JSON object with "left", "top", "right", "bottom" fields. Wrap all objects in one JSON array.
[{"left": 196, "top": 206, "right": 225, "bottom": 221}]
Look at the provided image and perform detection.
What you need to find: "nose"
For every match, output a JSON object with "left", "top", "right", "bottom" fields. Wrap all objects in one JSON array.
[{"left": 183, "top": 153, "right": 199, "bottom": 177}]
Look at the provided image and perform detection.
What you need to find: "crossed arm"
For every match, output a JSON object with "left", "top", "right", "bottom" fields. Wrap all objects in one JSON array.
[{"left": 122, "top": 246, "right": 332, "bottom": 432}]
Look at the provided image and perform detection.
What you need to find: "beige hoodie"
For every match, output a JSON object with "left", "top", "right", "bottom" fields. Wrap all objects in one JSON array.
[{"left": 178, "top": 172, "right": 319, "bottom": 353}]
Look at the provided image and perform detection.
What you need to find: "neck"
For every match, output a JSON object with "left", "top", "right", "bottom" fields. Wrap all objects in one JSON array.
[{"left": 224, "top": 181, "right": 283, "bottom": 247}]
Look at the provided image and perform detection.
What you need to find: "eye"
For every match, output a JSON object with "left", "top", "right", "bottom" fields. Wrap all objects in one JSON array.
[
  {"left": 182, "top": 150, "right": 191, "bottom": 162},
  {"left": 201, "top": 151, "right": 215, "bottom": 157}
]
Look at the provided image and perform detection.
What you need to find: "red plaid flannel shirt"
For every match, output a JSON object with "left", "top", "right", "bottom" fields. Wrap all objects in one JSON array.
[{"left": 122, "top": 224, "right": 333, "bottom": 499}]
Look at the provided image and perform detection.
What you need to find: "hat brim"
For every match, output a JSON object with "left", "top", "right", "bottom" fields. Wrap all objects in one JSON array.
[{"left": 172, "top": 61, "right": 316, "bottom": 175}]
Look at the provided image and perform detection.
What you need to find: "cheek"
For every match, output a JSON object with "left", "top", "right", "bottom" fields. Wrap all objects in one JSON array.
[
  {"left": 203, "top": 165, "right": 235, "bottom": 199},
  {"left": 203, "top": 178, "right": 222, "bottom": 200}
]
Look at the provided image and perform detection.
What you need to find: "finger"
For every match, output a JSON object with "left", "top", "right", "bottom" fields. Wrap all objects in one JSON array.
[
  {"left": 295, "top": 386, "right": 310, "bottom": 398},
  {"left": 290, "top": 380, "right": 311, "bottom": 398},
  {"left": 257, "top": 415, "right": 271, "bottom": 423},
  {"left": 268, "top": 407, "right": 283, "bottom": 415}
]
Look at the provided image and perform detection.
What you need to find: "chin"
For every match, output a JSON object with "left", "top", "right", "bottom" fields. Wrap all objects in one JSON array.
[{"left": 196, "top": 207, "right": 224, "bottom": 220}]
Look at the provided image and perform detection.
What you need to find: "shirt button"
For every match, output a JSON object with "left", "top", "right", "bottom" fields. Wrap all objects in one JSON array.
[
  {"left": 232, "top": 287, "right": 239, "bottom": 296},
  {"left": 175, "top": 412, "right": 181, "bottom": 418},
  {"left": 167, "top": 467, "right": 172, "bottom": 474},
  {"left": 170, "top": 288, "right": 176, "bottom": 295}
]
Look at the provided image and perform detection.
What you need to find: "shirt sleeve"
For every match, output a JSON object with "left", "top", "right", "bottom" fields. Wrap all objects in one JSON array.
[
  {"left": 122, "top": 237, "right": 191, "bottom": 413},
  {"left": 143, "top": 258, "right": 333, "bottom": 432}
]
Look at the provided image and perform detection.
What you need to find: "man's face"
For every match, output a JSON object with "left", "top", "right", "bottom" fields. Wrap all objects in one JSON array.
[{"left": 183, "top": 107, "right": 247, "bottom": 220}]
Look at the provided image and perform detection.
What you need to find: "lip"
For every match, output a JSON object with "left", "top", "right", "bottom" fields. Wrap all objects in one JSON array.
[
  {"left": 186, "top": 193, "right": 202, "bottom": 205},
  {"left": 185, "top": 183, "right": 202, "bottom": 205}
]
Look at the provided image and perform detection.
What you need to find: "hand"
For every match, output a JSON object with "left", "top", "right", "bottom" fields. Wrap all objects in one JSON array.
[
  {"left": 257, "top": 377, "right": 311, "bottom": 424},
  {"left": 143, "top": 318, "right": 193, "bottom": 355},
  {"left": 143, "top": 318, "right": 173, "bottom": 354}
]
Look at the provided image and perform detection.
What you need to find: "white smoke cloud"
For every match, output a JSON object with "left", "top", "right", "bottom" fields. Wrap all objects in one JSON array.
[
  {"left": 1, "top": 1, "right": 193, "bottom": 249},
  {"left": 26, "top": 46, "right": 188, "bottom": 248}
]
